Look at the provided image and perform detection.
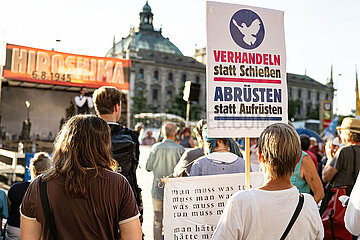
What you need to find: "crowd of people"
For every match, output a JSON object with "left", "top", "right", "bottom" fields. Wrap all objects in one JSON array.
[{"left": 0, "top": 85, "right": 358, "bottom": 239}]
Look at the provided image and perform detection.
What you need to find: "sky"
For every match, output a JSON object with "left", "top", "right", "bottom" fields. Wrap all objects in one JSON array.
[{"left": 0, "top": 0, "right": 359, "bottom": 115}]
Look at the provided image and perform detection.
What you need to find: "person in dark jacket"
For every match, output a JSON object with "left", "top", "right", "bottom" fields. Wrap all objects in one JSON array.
[
  {"left": 93, "top": 86, "right": 143, "bottom": 223},
  {"left": 6, "top": 152, "right": 52, "bottom": 240}
]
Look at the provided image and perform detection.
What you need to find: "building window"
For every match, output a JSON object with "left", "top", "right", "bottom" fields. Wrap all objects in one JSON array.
[
  {"left": 326, "top": 93, "right": 329, "bottom": 100},
  {"left": 308, "top": 91, "right": 311, "bottom": 99},
  {"left": 182, "top": 74, "right": 186, "bottom": 84},
  {"left": 298, "top": 89, "right": 302, "bottom": 98},
  {"left": 152, "top": 89, "right": 158, "bottom": 100},
  {"left": 196, "top": 76, "right": 200, "bottom": 84},
  {"left": 288, "top": 88, "right": 292, "bottom": 98},
  {"left": 138, "top": 68, "right": 144, "bottom": 79},
  {"left": 316, "top": 92, "right": 320, "bottom": 101},
  {"left": 306, "top": 103, "right": 312, "bottom": 115},
  {"left": 154, "top": 70, "right": 159, "bottom": 81},
  {"left": 168, "top": 72, "right": 173, "bottom": 83},
  {"left": 167, "top": 90, "right": 173, "bottom": 101}
]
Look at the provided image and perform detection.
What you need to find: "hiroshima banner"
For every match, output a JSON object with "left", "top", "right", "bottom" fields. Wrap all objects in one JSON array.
[
  {"left": 3, "top": 44, "right": 130, "bottom": 90},
  {"left": 206, "top": 2, "right": 287, "bottom": 137},
  {"left": 163, "top": 172, "right": 264, "bottom": 240}
]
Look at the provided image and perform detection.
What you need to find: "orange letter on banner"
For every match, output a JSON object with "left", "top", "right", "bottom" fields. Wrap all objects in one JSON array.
[
  {"left": 65, "top": 56, "right": 76, "bottom": 75},
  {"left": 112, "top": 62, "right": 124, "bottom": 84},
  {"left": 27, "top": 50, "right": 36, "bottom": 75},
  {"left": 36, "top": 51, "right": 51, "bottom": 74},
  {"left": 97, "top": 60, "right": 114, "bottom": 83},
  {"left": 11, "top": 48, "right": 27, "bottom": 73},
  {"left": 89, "top": 59, "right": 97, "bottom": 82},
  {"left": 52, "top": 54, "right": 65, "bottom": 74}
]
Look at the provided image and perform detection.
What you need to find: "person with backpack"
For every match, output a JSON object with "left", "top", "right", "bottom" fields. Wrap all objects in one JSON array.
[
  {"left": 93, "top": 86, "right": 143, "bottom": 223},
  {"left": 21, "top": 116, "right": 141, "bottom": 240}
]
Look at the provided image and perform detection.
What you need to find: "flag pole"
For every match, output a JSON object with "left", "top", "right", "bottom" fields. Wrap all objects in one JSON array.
[
  {"left": 356, "top": 65, "right": 360, "bottom": 117},
  {"left": 245, "top": 137, "right": 251, "bottom": 189}
]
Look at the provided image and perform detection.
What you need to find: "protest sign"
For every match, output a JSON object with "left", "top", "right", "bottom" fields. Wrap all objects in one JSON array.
[
  {"left": 164, "top": 172, "right": 264, "bottom": 240},
  {"left": 206, "top": 1, "right": 287, "bottom": 137}
]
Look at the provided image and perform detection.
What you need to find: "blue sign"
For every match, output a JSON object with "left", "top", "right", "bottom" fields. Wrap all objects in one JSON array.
[
  {"left": 24, "top": 153, "right": 35, "bottom": 181},
  {"left": 324, "top": 115, "right": 339, "bottom": 138},
  {"left": 230, "top": 9, "right": 265, "bottom": 50}
]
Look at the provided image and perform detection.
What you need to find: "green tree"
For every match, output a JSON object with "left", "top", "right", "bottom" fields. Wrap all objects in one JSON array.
[
  {"left": 307, "top": 109, "right": 319, "bottom": 120},
  {"left": 288, "top": 99, "right": 300, "bottom": 120},
  {"left": 166, "top": 86, "right": 204, "bottom": 121},
  {"left": 131, "top": 88, "right": 150, "bottom": 121}
]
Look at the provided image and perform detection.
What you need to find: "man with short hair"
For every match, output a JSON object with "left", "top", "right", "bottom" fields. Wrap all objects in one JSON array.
[
  {"left": 323, "top": 117, "right": 360, "bottom": 195},
  {"left": 146, "top": 122, "right": 185, "bottom": 240},
  {"left": 142, "top": 130, "right": 157, "bottom": 146},
  {"left": 75, "top": 87, "right": 93, "bottom": 114},
  {"left": 92, "top": 86, "right": 143, "bottom": 222}
]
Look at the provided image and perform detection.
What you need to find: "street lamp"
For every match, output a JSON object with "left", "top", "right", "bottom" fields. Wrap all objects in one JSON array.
[{"left": 25, "top": 100, "right": 30, "bottom": 121}]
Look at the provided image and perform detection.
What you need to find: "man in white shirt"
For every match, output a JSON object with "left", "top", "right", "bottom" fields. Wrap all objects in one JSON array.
[
  {"left": 212, "top": 123, "right": 324, "bottom": 240},
  {"left": 75, "top": 87, "right": 93, "bottom": 114}
]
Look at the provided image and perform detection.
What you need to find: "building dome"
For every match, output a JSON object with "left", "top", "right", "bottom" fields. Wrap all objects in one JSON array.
[
  {"left": 106, "top": 2, "right": 183, "bottom": 57},
  {"left": 142, "top": 1, "right": 151, "bottom": 13}
]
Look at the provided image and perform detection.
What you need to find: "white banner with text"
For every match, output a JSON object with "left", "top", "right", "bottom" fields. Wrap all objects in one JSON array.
[
  {"left": 206, "top": 2, "right": 287, "bottom": 137},
  {"left": 164, "top": 172, "right": 264, "bottom": 240}
]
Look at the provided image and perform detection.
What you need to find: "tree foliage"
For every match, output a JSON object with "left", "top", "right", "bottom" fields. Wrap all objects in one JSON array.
[
  {"left": 307, "top": 109, "right": 319, "bottom": 120},
  {"left": 288, "top": 99, "right": 300, "bottom": 120},
  {"left": 131, "top": 88, "right": 150, "bottom": 119},
  {"left": 166, "top": 86, "right": 204, "bottom": 121}
]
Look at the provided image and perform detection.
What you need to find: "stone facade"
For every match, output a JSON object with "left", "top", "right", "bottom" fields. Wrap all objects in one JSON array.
[
  {"left": 106, "top": 2, "right": 206, "bottom": 117},
  {"left": 131, "top": 59, "right": 205, "bottom": 113},
  {"left": 287, "top": 73, "right": 334, "bottom": 120}
]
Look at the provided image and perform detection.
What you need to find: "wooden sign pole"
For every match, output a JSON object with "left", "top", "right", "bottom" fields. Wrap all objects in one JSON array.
[{"left": 245, "top": 137, "right": 251, "bottom": 189}]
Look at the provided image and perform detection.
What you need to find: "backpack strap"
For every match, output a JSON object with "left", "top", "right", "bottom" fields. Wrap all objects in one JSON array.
[
  {"left": 280, "top": 193, "right": 304, "bottom": 240},
  {"left": 351, "top": 146, "right": 357, "bottom": 185},
  {"left": 39, "top": 178, "right": 58, "bottom": 240}
]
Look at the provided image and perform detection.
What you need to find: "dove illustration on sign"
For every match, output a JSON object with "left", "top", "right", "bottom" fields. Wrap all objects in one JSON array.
[
  {"left": 229, "top": 9, "right": 265, "bottom": 50},
  {"left": 232, "top": 18, "right": 260, "bottom": 46}
]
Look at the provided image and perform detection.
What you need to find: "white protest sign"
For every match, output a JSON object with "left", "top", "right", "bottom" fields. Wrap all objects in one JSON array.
[
  {"left": 206, "top": 1, "right": 287, "bottom": 138},
  {"left": 164, "top": 172, "right": 264, "bottom": 240}
]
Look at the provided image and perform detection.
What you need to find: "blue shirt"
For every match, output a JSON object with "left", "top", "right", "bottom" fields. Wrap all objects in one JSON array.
[
  {"left": 146, "top": 139, "right": 185, "bottom": 200},
  {"left": 0, "top": 189, "right": 7, "bottom": 240},
  {"left": 0, "top": 189, "right": 8, "bottom": 218}
]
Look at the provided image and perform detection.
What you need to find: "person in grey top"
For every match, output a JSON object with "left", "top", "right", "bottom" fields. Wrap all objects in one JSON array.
[
  {"left": 190, "top": 125, "right": 246, "bottom": 176},
  {"left": 146, "top": 122, "right": 185, "bottom": 240},
  {"left": 174, "top": 119, "right": 206, "bottom": 177},
  {"left": 323, "top": 117, "right": 360, "bottom": 195}
]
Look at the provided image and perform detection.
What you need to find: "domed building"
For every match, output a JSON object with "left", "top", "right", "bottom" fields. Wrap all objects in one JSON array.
[{"left": 106, "top": 1, "right": 205, "bottom": 116}]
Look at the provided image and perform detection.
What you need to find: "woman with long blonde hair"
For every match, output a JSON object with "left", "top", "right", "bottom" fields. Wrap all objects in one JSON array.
[{"left": 20, "top": 115, "right": 142, "bottom": 240}]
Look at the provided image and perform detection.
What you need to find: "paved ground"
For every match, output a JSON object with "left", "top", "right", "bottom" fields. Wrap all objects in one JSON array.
[{"left": 136, "top": 146, "right": 155, "bottom": 240}]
